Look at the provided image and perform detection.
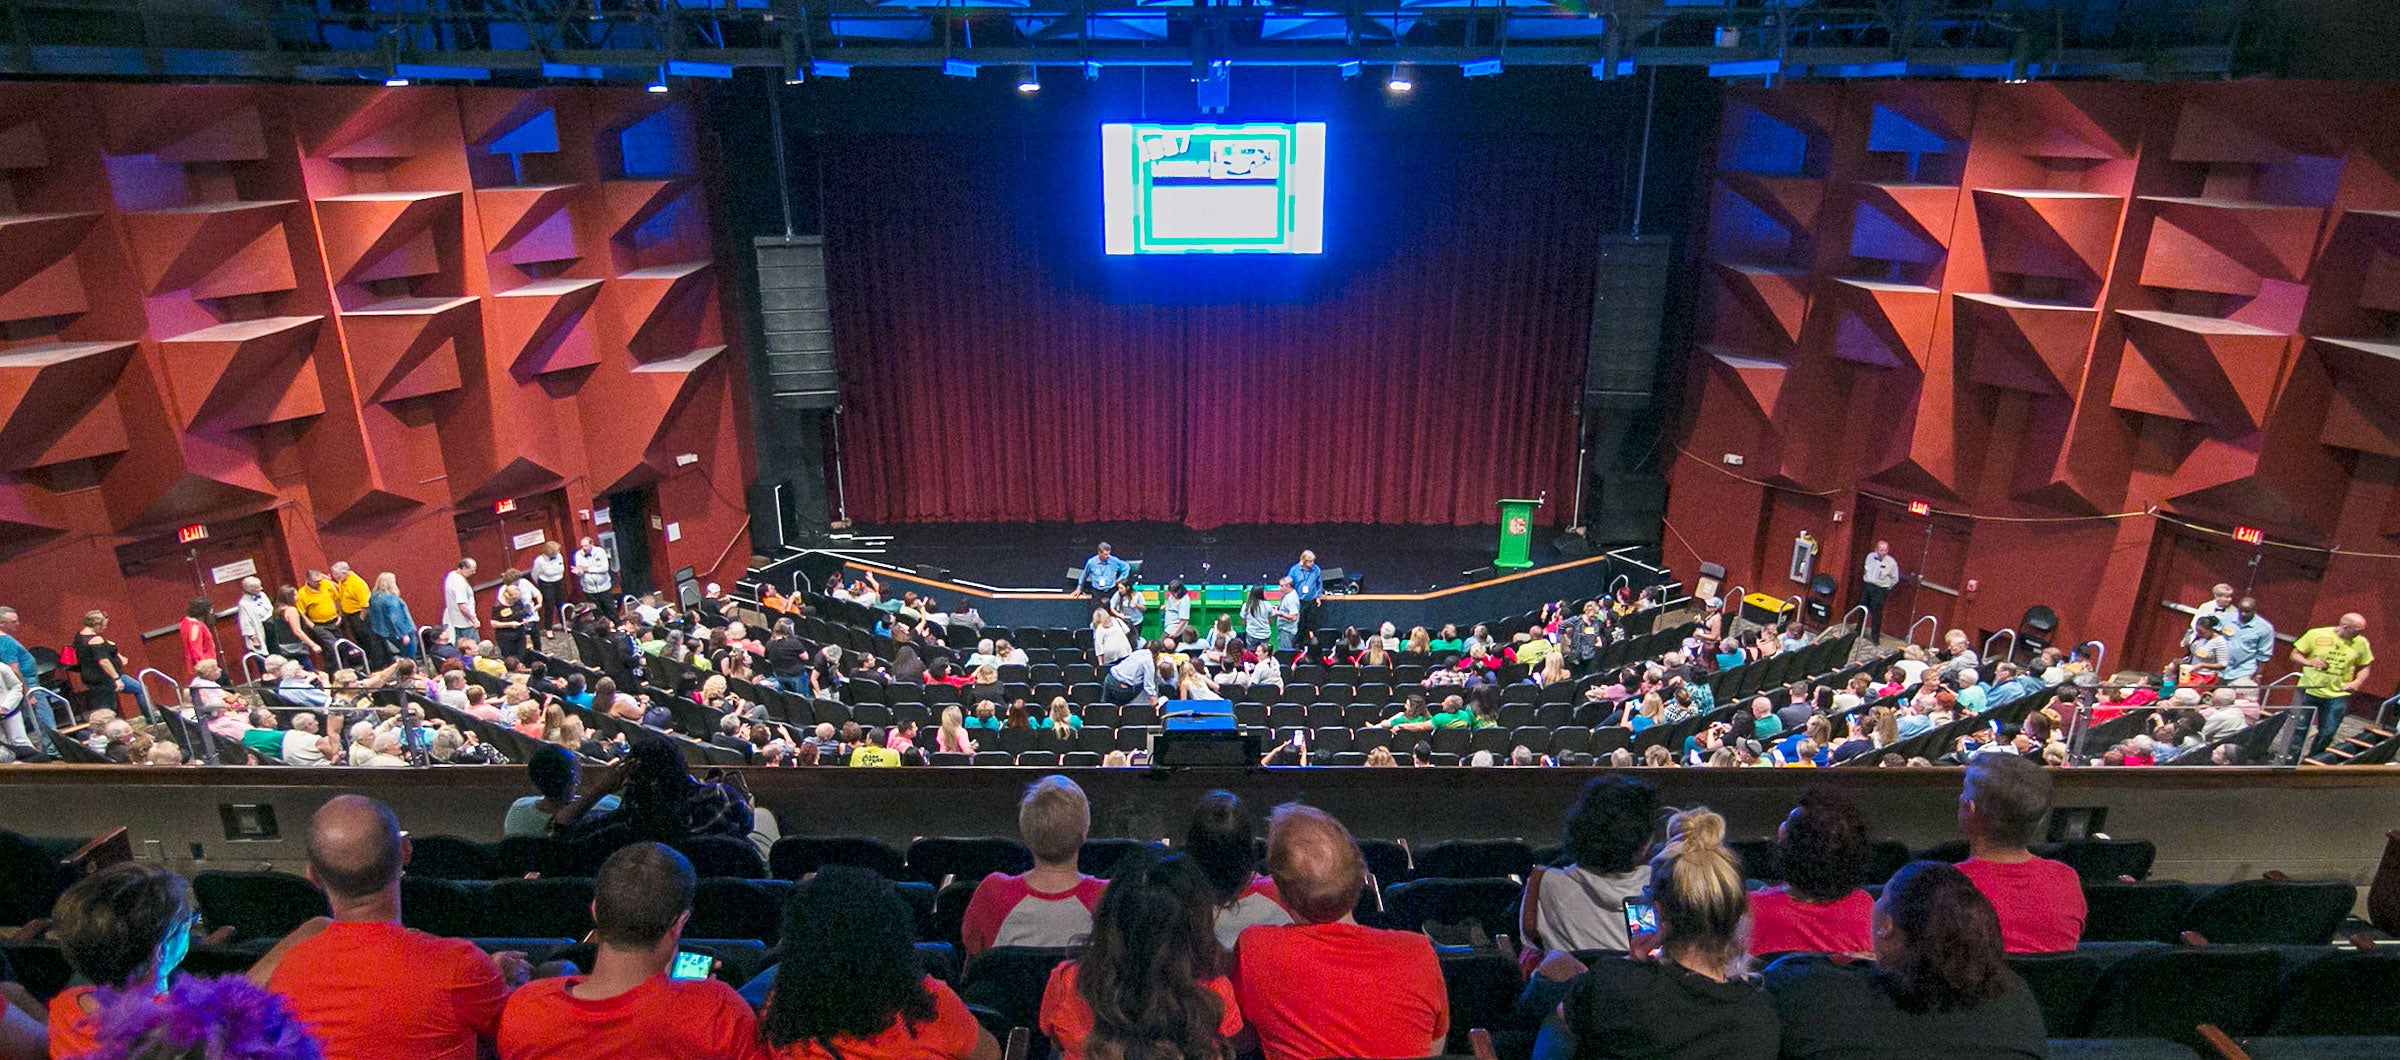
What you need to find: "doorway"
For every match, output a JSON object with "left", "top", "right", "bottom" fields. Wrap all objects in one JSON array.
[
  {"left": 112, "top": 512, "right": 292, "bottom": 677},
  {"left": 454, "top": 490, "right": 570, "bottom": 590},
  {"left": 604, "top": 487, "right": 660, "bottom": 597},
  {"left": 2131, "top": 520, "right": 2323, "bottom": 680},
  {"left": 1851, "top": 497, "right": 1973, "bottom": 643}
]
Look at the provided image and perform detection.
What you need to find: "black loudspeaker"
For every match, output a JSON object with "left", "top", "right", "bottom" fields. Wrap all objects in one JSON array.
[
  {"left": 1554, "top": 534, "right": 1593, "bottom": 559},
  {"left": 747, "top": 481, "right": 796, "bottom": 554},
  {"left": 755, "top": 235, "right": 837, "bottom": 410},
  {"left": 1581, "top": 234, "right": 1674, "bottom": 547}
]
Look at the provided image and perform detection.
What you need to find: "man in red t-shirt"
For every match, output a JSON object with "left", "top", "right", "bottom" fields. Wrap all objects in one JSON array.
[
  {"left": 1953, "top": 755, "right": 2085, "bottom": 953},
  {"left": 1233, "top": 804, "right": 1448, "bottom": 1060},
  {"left": 500, "top": 842, "right": 764, "bottom": 1060},
  {"left": 262, "top": 796, "right": 533, "bottom": 1060}
]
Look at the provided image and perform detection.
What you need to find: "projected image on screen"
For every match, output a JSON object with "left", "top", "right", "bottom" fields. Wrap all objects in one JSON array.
[{"left": 1101, "top": 122, "right": 1326, "bottom": 255}]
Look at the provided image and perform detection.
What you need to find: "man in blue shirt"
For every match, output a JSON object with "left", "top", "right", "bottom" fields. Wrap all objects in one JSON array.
[
  {"left": 1102, "top": 643, "right": 1163, "bottom": 705},
  {"left": 1079, "top": 542, "right": 1131, "bottom": 598},
  {"left": 2222, "top": 596, "right": 2276, "bottom": 682},
  {"left": 1981, "top": 661, "right": 2047, "bottom": 711},
  {"left": 1286, "top": 550, "right": 1324, "bottom": 637},
  {"left": 0, "top": 607, "right": 56, "bottom": 756}
]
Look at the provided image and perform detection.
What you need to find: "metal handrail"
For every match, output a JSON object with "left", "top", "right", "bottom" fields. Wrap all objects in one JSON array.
[
  {"left": 327, "top": 638, "right": 369, "bottom": 672},
  {"left": 239, "top": 652, "right": 270, "bottom": 687},
  {"left": 1841, "top": 605, "right": 1869, "bottom": 635},
  {"left": 27, "top": 686, "right": 73, "bottom": 731},
  {"left": 1609, "top": 574, "right": 1632, "bottom": 599},
  {"left": 1983, "top": 629, "right": 2018, "bottom": 668},
  {"left": 2081, "top": 640, "right": 2106, "bottom": 678},
  {"left": 1907, "top": 615, "right": 1939, "bottom": 649},
  {"left": 416, "top": 626, "right": 443, "bottom": 666},
  {"left": 1781, "top": 595, "right": 1804, "bottom": 627},
  {"left": 131, "top": 669, "right": 176, "bottom": 723}
]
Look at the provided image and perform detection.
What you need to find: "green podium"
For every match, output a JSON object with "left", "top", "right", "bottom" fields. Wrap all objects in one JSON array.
[{"left": 1495, "top": 497, "right": 1543, "bottom": 570}]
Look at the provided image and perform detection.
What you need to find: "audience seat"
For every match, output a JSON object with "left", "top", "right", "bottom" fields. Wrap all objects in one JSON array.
[
  {"left": 2369, "top": 830, "right": 2400, "bottom": 936},
  {"left": 1079, "top": 839, "right": 1158, "bottom": 878},
  {"left": 907, "top": 836, "right": 1034, "bottom": 887},
  {"left": 690, "top": 877, "right": 793, "bottom": 943},
  {"left": 2006, "top": 951, "right": 2105, "bottom": 1037},
  {"left": 2082, "top": 947, "right": 2285, "bottom": 1045},
  {"left": 2262, "top": 948, "right": 2400, "bottom": 1036},
  {"left": 0, "top": 831, "right": 76, "bottom": 927},
  {"left": 1381, "top": 878, "right": 1520, "bottom": 935},
  {"left": 1060, "top": 751, "right": 1104, "bottom": 767},
  {"left": 2040, "top": 839, "right": 2158, "bottom": 883},
  {"left": 405, "top": 835, "right": 498, "bottom": 881},
  {"left": 933, "top": 881, "right": 975, "bottom": 947},
  {"left": 960, "top": 946, "right": 1072, "bottom": 1034},
  {"left": 192, "top": 871, "right": 330, "bottom": 944},
  {"left": 399, "top": 876, "right": 492, "bottom": 938},
  {"left": 2182, "top": 878, "right": 2357, "bottom": 946},
  {"left": 675, "top": 836, "right": 768, "bottom": 880},
  {"left": 2080, "top": 881, "right": 2195, "bottom": 943},
  {"left": 1412, "top": 840, "right": 1535, "bottom": 881},
  {"left": 770, "top": 836, "right": 908, "bottom": 880},
  {"left": 1436, "top": 951, "right": 1521, "bottom": 1055},
  {"left": 1359, "top": 839, "right": 1412, "bottom": 885},
  {"left": 485, "top": 877, "right": 597, "bottom": 940},
  {"left": 1016, "top": 751, "right": 1059, "bottom": 766}
]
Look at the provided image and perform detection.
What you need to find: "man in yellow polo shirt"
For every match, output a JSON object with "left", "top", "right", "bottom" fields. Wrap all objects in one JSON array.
[
  {"left": 330, "top": 561, "right": 373, "bottom": 655},
  {"left": 2291, "top": 613, "right": 2373, "bottom": 758},
  {"left": 294, "top": 569, "right": 344, "bottom": 654}
]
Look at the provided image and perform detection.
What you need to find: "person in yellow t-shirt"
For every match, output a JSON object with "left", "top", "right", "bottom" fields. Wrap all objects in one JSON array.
[
  {"left": 294, "top": 570, "right": 344, "bottom": 650},
  {"left": 2292, "top": 614, "right": 2373, "bottom": 758},
  {"left": 331, "top": 560, "right": 373, "bottom": 651}
]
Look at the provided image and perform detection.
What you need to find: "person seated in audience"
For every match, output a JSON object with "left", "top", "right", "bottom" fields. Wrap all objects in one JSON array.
[
  {"left": 2201, "top": 689, "right": 2258, "bottom": 742},
  {"left": 1750, "top": 786, "right": 1873, "bottom": 955},
  {"left": 1187, "top": 790, "right": 1292, "bottom": 947},
  {"left": 261, "top": 796, "right": 531, "bottom": 1058},
  {"left": 1376, "top": 695, "right": 1434, "bottom": 729},
  {"left": 557, "top": 736, "right": 755, "bottom": 846},
  {"left": 1981, "top": 662, "right": 2044, "bottom": 711},
  {"left": 186, "top": 659, "right": 234, "bottom": 718},
  {"left": 1953, "top": 755, "right": 2084, "bottom": 952},
  {"left": 1761, "top": 861, "right": 2045, "bottom": 1060},
  {"left": 1520, "top": 775, "right": 1658, "bottom": 965},
  {"left": 498, "top": 843, "right": 760, "bottom": 1060},
  {"left": 1951, "top": 669, "right": 1987, "bottom": 713},
  {"left": 755, "top": 866, "right": 999, "bottom": 1060},
  {"left": 849, "top": 727, "right": 902, "bottom": 767},
  {"left": 275, "top": 711, "right": 335, "bottom": 766},
  {"left": 505, "top": 745, "right": 619, "bottom": 837},
  {"left": 1234, "top": 804, "right": 1448, "bottom": 1060},
  {"left": 1532, "top": 808, "right": 1778, "bottom": 1060},
  {"left": 1738, "top": 696, "right": 1783, "bottom": 741},
  {"left": 933, "top": 707, "right": 978, "bottom": 756},
  {"left": 1041, "top": 847, "right": 1243, "bottom": 1060},
  {"left": 234, "top": 707, "right": 286, "bottom": 762},
  {"left": 962, "top": 776, "right": 1104, "bottom": 954},
  {"left": 47, "top": 863, "right": 198, "bottom": 1058},
  {"left": 1935, "top": 631, "right": 1979, "bottom": 682},
  {"left": 273, "top": 660, "right": 331, "bottom": 710}
]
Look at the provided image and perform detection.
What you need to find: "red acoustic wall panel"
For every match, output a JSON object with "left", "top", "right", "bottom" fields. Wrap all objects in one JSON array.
[
  {"left": 0, "top": 85, "right": 751, "bottom": 674},
  {"left": 1667, "top": 81, "right": 2400, "bottom": 677}
]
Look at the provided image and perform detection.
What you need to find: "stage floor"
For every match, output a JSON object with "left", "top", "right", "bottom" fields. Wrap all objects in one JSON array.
[{"left": 830, "top": 521, "right": 1573, "bottom": 594}]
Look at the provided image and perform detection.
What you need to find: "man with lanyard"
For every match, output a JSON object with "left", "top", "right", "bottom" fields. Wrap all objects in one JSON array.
[
  {"left": 2291, "top": 613, "right": 2373, "bottom": 758},
  {"left": 1860, "top": 540, "right": 1900, "bottom": 639},
  {"left": 1078, "top": 542, "right": 1131, "bottom": 599},
  {"left": 2219, "top": 596, "right": 2276, "bottom": 684},
  {"left": 572, "top": 538, "right": 613, "bottom": 605},
  {"left": 1287, "top": 550, "right": 1325, "bottom": 638}
]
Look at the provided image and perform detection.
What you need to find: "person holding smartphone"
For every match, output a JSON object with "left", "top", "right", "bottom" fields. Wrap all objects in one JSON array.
[
  {"left": 1532, "top": 808, "right": 1779, "bottom": 1060},
  {"left": 498, "top": 843, "right": 763, "bottom": 1060}
]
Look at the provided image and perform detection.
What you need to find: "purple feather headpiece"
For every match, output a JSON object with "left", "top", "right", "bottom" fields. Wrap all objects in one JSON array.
[{"left": 84, "top": 976, "right": 322, "bottom": 1060}]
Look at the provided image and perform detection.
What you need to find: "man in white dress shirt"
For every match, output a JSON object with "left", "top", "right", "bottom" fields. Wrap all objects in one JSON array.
[
  {"left": 1861, "top": 540, "right": 1900, "bottom": 639},
  {"left": 235, "top": 576, "right": 275, "bottom": 656},
  {"left": 442, "top": 557, "right": 480, "bottom": 640}
]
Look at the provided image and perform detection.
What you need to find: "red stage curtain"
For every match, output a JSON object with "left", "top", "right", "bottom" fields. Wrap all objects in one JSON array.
[{"left": 824, "top": 134, "right": 1603, "bottom": 529}]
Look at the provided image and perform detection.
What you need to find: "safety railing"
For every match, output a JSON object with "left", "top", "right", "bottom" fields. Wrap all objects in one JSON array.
[
  {"left": 1983, "top": 629, "right": 2018, "bottom": 668},
  {"left": 327, "top": 637, "right": 369, "bottom": 673},
  {"left": 239, "top": 652, "right": 270, "bottom": 686},
  {"left": 1908, "top": 615, "right": 1939, "bottom": 650},
  {"left": 130, "top": 668, "right": 177, "bottom": 724}
]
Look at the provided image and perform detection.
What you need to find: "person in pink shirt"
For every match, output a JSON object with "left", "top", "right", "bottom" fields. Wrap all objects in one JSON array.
[
  {"left": 1953, "top": 755, "right": 2086, "bottom": 953},
  {"left": 1749, "top": 786, "right": 1875, "bottom": 956}
]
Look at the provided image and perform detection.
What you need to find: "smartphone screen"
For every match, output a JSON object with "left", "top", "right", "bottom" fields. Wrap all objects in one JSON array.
[
  {"left": 669, "top": 951, "right": 712, "bottom": 981},
  {"left": 1622, "top": 901, "right": 1658, "bottom": 937}
]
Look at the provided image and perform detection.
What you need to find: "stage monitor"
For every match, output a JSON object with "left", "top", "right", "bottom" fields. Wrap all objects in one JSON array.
[{"left": 1101, "top": 122, "right": 1326, "bottom": 256}]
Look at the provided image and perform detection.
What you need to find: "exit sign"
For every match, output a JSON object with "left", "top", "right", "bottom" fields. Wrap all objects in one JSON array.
[
  {"left": 1907, "top": 501, "right": 1931, "bottom": 516},
  {"left": 2233, "top": 525, "right": 2264, "bottom": 545},
  {"left": 494, "top": 498, "right": 517, "bottom": 514},
  {"left": 177, "top": 524, "right": 208, "bottom": 543}
]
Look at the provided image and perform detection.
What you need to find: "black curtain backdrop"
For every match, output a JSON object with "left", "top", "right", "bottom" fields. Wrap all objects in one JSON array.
[{"left": 734, "top": 69, "right": 1636, "bottom": 529}]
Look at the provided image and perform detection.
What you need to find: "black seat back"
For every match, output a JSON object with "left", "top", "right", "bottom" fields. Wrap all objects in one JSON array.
[
  {"left": 2265, "top": 949, "right": 2400, "bottom": 1036},
  {"left": 1411, "top": 839, "right": 1534, "bottom": 881},
  {"left": 2183, "top": 878, "right": 2357, "bottom": 945},
  {"left": 192, "top": 871, "right": 330, "bottom": 943},
  {"left": 769, "top": 836, "right": 907, "bottom": 880},
  {"left": 907, "top": 837, "right": 1034, "bottom": 886},
  {"left": 2081, "top": 881, "right": 2196, "bottom": 943},
  {"left": 2083, "top": 947, "right": 2285, "bottom": 1043},
  {"left": 1381, "top": 877, "right": 1520, "bottom": 934},
  {"left": 2005, "top": 950, "right": 2104, "bottom": 1037}
]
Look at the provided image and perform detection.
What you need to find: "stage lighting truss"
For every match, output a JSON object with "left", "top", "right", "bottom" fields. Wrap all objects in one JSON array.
[{"left": 0, "top": 0, "right": 2253, "bottom": 83}]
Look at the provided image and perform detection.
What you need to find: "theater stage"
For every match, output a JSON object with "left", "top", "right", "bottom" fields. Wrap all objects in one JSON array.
[
  {"left": 9, "top": 766, "right": 2395, "bottom": 894},
  {"left": 753, "top": 525, "right": 1672, "bottom": 631}
]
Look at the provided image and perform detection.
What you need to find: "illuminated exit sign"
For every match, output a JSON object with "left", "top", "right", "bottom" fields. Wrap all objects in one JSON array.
[
  {"left": 494, "top": 498, "right": 517, "bottom": 514},
  {"left": 1907, "top": 501, "right": 1931, "bottom": 516},
  {"left": 178, "top": 524, "right": 208, "bottom": 543},
  {"left": 2233, "top": 525, "right": 2264, "bottom": 546}
]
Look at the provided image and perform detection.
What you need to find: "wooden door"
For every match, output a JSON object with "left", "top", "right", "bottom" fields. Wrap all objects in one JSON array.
[{"left": 111, "top": 512, "right": 290, "bottom": 677}]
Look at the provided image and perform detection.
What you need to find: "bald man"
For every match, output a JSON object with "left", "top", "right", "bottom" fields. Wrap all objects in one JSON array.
[
  {"left": 1232, "top": 804, "right": 1448, "bottom": 1060},
  {"left": 263, "top": 796, "right": 530, "bottom": 1060},
  {"left": 2293, "top": 613, "right": 2373, "bottom": 757}
]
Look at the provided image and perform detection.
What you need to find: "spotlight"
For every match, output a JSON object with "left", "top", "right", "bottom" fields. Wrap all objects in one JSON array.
[
  {"left": 646, "top": 64, "right": 668, "bottom": 93},
  {"left": 1387, "top": 64, "right": 1413, "bottom": 92},
  {"left": 383, "top": 76, "right": 410, "bottom": 87},
  {"left": 1016, "top": 66, "right": 1040, "bottom": 93}
]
